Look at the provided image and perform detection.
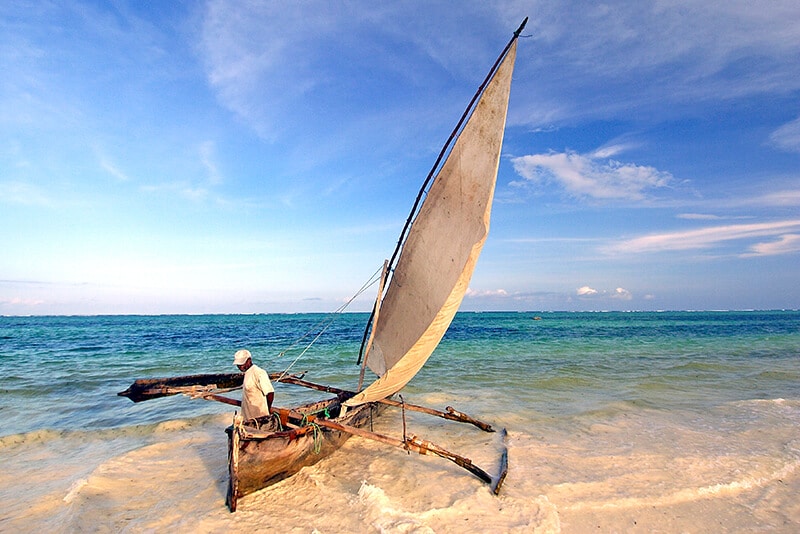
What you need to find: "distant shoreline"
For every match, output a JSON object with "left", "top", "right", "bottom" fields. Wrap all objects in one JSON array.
[{"left": 3, "top": 308, "right": 799, "bottom": 319}]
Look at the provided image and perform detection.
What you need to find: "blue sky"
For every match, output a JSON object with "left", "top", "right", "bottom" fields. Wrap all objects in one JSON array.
[{"left": 2, "top": 1, "right": 799, "bottom": 315}]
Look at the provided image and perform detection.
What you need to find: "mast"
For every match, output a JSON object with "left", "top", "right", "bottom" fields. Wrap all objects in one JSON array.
[{"left": 358, "top": 260, "right": 389, "bottom": 391}]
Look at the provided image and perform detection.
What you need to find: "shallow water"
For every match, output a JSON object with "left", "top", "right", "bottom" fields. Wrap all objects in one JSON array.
[{"left": 1, "top": 311, "right": 799, "bottom": 532}]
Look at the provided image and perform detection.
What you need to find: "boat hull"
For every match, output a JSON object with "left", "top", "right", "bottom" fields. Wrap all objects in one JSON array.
[{"left": 225, "top": 397, "right": 384, "bottom": 511}]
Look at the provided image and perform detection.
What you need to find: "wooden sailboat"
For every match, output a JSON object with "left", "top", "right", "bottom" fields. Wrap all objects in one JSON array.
[{"left": 118, "top": 18, "right": 525, "bottom": 512}]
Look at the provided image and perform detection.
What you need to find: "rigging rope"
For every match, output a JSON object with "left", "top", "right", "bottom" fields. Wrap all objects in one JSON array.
[{"left": 271, "top": 263, "right": 385, "bottom": 381}]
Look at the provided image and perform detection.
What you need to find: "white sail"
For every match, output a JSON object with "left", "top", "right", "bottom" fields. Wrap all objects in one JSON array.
[{"left": 344, "top": 40, "right": 518, "bottom": 408}]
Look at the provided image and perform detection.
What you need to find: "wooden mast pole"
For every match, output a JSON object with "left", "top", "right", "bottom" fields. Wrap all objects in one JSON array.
[
  {"left": 358, "top": 259, "right": 389, "bottom": 391},
  {"left": 310, "top": 418, "right": 504, "bottom": 489}
]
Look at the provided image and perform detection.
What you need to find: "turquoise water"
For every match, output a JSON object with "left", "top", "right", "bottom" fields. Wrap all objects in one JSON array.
[
  {"left": 2, "top": 311, "right": 799, "bottom": 532},
  {"left": 3, "top": 311, "right": 798, "bottom": 435}
]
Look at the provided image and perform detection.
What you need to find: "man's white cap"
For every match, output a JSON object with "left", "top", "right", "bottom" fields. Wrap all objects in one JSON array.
[{"left": 233, "top": 349, "right": 251, "bottom": 366}]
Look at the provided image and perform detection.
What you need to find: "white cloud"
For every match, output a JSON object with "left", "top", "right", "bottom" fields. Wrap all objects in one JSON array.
[
  {"left": 677, "top": 213, "right": 755, "bottom": 221},
  {"left": 591, "top": 143, "right": 637, "bottom": 159},
  {"left": 466, "top": 288, "right": 509, "bottom": 298},
  {"left": 576, "top": 286, "right": 633, "bottom": 300},
  {"left": 612, "top": 287, "right": 633, "bottom": 300},
  {"left": 608, "top": 219, "right": 800, "bottom": 255},
  {"left": 512, "top": 150, "right": 672, "bottom": 201},
  {"left": 770, "top": 117, "right": 800, "bottom": 153},
  {"left": 743, "top": 234, "right": 800, "bottom": 257},
  {"left": 677, "top": 213, "right": 724, "bottom": 220}
]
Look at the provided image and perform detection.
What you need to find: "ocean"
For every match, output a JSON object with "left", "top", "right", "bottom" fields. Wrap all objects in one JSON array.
[{"left": 2, "top": 311, "right": 799, "bottom": 532}]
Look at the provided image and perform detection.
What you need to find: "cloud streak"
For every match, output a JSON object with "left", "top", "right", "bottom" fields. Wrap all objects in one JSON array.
[
  {"left": 607, "top": 220, "right": 800, "bottom": 256},
  {"left": 770, "top": 117, "right": 800, "bottom": 153},
  {"left": 514, "top": 1, "right": 800, "bottom": 126},
  {"left": 743, "top": 233, "right": 800, "bottom": 257}
]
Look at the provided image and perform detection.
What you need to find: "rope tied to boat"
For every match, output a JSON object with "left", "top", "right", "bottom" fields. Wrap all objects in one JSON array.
[
  {"left": 310, "top": 422, "right": 323, "bottom": 454},
  {"left": 271, "top": 412, "right": 284, "bottom": 432},
  {"left": 271, "top": 263, "right": 385, "bottom": 380}
]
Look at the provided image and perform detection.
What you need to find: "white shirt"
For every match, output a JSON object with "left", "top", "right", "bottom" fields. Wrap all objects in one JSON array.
[{"left": 241, "top": 364, "right": 274, "bottom": 421}]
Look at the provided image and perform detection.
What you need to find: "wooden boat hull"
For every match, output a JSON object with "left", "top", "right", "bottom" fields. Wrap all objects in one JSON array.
[{"left": 225, "top": 397, "right": 385, "bottom": 511}]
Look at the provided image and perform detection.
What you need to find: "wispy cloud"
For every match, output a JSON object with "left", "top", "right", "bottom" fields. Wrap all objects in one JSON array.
[
  {"left": 677, "top": 213, "right": 755, "bottom": 221},
  {"left": 512, "top": 149, "right": 672, "bottom": 201},
  {"left": 199, "top": 141, "right": 222, "bottom": 186},
  {"left": 677, "top": 189, "right": 800, "bottom": 211},
  {"left": 755, "top": 190, "right": 800, "bottom": 207},
  {"left": 677, "top": 213, "right": 725, "bottom": 220},
  {"left": 608, "top": 220, "right": 800, "bottom": 256},
  {"left": 198, "top": 2, "right": 800, "bottom": 134},
  {"left": 196, "top": 2, "right": 511, "bottom": 140},
  {"left": 590, "top": 142, "right": 640, "bottom": 159},
  {"left": 742, "top": 233, "right": 800, "bottom": 257},
  {"left": 770, "top": 117, "right": 800, "bottom": 153},
  {"left": 0, "top": 180, "right": 52, "bottom": 206},
  {"left": 140, "top": 181, "right": 214, "bottom": 203},
  {"left": 95, "top": 148, "right": 130, "bottom": 182},
  {"left": 198, "top": 3, "right": 361, "bottom": 139},
  {"left": 135, "top": 142, "right": 225, "bottom": 203},
  {"left": 514, "top": 1, "right": 800, "bottom": 125}
]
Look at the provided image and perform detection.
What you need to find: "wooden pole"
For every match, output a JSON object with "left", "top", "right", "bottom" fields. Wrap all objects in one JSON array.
[
  {"left": 277, "top": 375, "right": 495, "bottom": 432},
  {"left": 204, "top": 394, "right": 241, "bottom": 407},
  {"left": 490, "top": 428, "right": 509, "bottom": 495},
  {"left": 358, "top": 260, "right": 389, "bottom": 391},
  {"left": 314, "top": 418, "right": 495, "bottom": 485},
  {"left": 226, "top": 416, "right": 242, "bottom": 512},
  {"left": 118, "top": 372, "right": 290, "bottom": 403}
]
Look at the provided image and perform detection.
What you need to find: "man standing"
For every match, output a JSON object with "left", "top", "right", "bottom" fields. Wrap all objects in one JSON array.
[{"left": 233, "top": 349, "right": 274, "bottom": 421}]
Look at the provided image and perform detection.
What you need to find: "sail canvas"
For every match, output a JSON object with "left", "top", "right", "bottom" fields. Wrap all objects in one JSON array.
[{"left": 345, "top": 40, "right": 518, "bottom": 407}]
